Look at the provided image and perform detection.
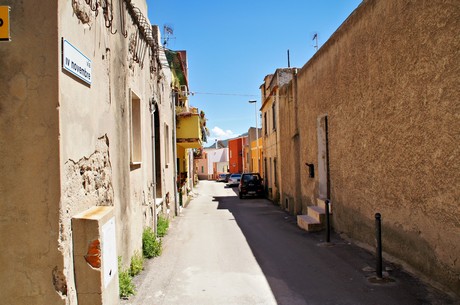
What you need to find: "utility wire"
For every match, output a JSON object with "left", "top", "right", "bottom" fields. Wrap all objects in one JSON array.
[{"left": 191, "top": 91, "right": 258, "bottom": 97}]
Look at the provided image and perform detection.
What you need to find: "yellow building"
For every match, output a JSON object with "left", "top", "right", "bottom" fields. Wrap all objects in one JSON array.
[
  {"left": 166, "top": 50, "right": 207, "bottom": 206},
  {"left": 250, "top": 137, "right": 263, "bottom": 174},
  {"left": 260, "top": 69, "right": 296, "bottom": 203}
]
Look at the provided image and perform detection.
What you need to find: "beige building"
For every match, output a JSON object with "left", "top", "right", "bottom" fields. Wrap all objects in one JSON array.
[
  {"left": 276, "top": 0, "right": 459, "bottom": 295},
  {"left": 0, "top": 1, "right": 177, "bottom": 304},
  {"left": 260, "top": 69, "right": 296, "bottom": 203}
]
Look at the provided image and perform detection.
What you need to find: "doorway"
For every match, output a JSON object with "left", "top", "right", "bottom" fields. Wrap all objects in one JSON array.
[{"left": 317, "top": 115, "right": 330, "bottom": 199}]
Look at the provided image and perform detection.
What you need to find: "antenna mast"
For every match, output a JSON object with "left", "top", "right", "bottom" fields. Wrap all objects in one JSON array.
[
  {"left": 313, "top": 33, "right": 318, "bottom": 51},
  {"left": 163, "top": 24, "right": 174, "bottom": 48}
]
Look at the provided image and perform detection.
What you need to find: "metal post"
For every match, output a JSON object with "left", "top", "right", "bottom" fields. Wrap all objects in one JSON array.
[
  {"left": 325, "top": 199, "right": 331, "bottom": 243},
  {"left": 375, "top": 213, "right": 383, "bottom": 278},
  {"left": 249, "top": 100, "right": 259, "bottom": 172}
]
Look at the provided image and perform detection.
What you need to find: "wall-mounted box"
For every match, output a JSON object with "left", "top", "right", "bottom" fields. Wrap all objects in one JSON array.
[{"left": 72, "top": 206, "right": 118, "bottom": 305}]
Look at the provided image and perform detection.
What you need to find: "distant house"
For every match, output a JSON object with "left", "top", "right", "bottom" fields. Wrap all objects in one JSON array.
[
  {"left": 260, "top": 69, "right": 296, "bottom": 203},
  {"left": 247, "top": 127, "right": 262, "bottom": 174},
  {"left": 228, "top": 135, "right": 248, "bottom": 174},
  {"left": 195, "top": 147, "right": 229, "bottom": 180}
]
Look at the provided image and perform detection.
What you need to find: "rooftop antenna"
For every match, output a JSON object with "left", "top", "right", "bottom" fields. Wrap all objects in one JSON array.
[
  {"left": 313, "top": 33, "right": 318, "bottom": 51},
  {"left": 163, "top": 24, "right": 174, "bottom": 48},
  {"left": 287, "top": 49, "right": 291, "bottom": 67}
]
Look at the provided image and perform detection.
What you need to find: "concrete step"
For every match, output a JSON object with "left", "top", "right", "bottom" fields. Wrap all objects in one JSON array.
[
  {"left": 317, "top": 198, "right": 332, "bottom": 213},
  {"left": 297, "top": 215, "right": 324, "bottom": 232},
  {"left": 307, "top": 205, "right": 327, "bottom": 223}
]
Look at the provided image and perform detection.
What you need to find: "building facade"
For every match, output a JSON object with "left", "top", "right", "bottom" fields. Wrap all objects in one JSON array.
[
  {"left": 246, "top": 127, "right": 262, "bottom": 173},
  {"left": 0, "top": 1, "right": 184, "bottom": 303},
  {"left": 228, "top": 135, "right": 248, "bottom": 174},
  {"left": 260, "top": 69, "right": 296, "bottom": 203},
  {"left": 167, "top": 50, "right": 207, "bottom": 206},
  {"left": 275, "top": 0, "right": 459, "bottom": 295}
]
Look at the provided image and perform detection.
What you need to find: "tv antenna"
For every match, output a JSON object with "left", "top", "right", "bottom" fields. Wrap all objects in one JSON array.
[
  {"left": 312, "top": 33, "right": 318, "bottom": 51},
  {"left": 163, "top": 24, "right": 175, "bottom": 48}
]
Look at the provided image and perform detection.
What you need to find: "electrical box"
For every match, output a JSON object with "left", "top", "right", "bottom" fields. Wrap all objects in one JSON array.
[{"left": 72, "top": 206, "right": 118, "bottom": 305}]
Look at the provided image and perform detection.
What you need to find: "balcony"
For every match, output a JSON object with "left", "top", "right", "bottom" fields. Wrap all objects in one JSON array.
[{"left": 176, "top": 112, "right": 202, "bottom": 149}]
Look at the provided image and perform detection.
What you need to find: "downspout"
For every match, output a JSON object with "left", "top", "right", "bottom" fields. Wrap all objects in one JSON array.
[
  {"left": 172, "top": 91, "right": 179, "bottom": 216},
  {"left": 150, "top": 98, "right": 157, "bottom": 231}
]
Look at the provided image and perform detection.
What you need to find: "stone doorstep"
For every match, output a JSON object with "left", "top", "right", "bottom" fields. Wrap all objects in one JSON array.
[
  {"left": 308, "top": 205, "right": 327, "bottom": 223},
  {"left": 297, "top": 215, "right": 324, "bottom": 232}
]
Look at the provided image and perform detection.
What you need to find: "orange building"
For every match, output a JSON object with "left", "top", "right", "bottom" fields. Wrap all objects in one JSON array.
[{"left": 228, "top": 135, "right": 248, "bottom": 174}]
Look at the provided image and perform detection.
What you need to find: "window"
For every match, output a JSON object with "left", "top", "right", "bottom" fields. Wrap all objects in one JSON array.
[
  {"left": 264, "top": 113, "right": 268, "bottom": 135},
  {"left": 272, "top": 103, "right": 276, "bottom": 131},
  {"left": 201, "top": 166, "right": 204, "bottom": 173},
  {"left": 164, "top": 123, "right": 170, "bottom": 166},
  {"left": 274, "top": 157, "right": 278, "bottom": 187},
  {"left": 130, "top": 91, "right": 142, "bottom": 164}
]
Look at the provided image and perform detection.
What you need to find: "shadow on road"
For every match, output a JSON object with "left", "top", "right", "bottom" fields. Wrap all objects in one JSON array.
[{"left": 211, "top": 194, "right": 456, "bottom": 305}]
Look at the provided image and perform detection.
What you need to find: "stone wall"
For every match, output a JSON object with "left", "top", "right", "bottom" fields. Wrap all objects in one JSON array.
[{"left": 292, "top": 0, "right": 459, "bottom": 294}]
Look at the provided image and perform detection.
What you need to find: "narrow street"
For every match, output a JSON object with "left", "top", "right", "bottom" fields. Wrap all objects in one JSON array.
[{"left": 123, "top": 181, "right": 454, "bottom": 305}]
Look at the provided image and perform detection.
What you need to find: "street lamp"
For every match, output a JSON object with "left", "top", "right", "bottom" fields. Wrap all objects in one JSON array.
[{"left": 248, "top": 100, "right": 259, "bottom": 173}]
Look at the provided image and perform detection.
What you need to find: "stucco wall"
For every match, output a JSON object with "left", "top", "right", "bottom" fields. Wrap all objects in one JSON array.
[
  {"left": 279, "top": 80, "right": 303, "bottom": 214},
  {"left": 0, "top": 1, "right": 63, "bottom": 304},
  {"left": 293, "top": 0, "right": 459, "bottom": 294},
  {"left": 1, "top": 0, "right": 176, "bottom": 303}
]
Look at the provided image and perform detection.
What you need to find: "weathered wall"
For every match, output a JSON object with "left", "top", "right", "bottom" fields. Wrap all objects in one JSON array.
[
  {"left": 58, "top": 0, "right": 164, "bottom": 300},
  {"left": 0, "top": 0, "right": 176, "bottom": 303},
  {"left": 279, "top": 79, "right": 304, "bottom": 215},
  {"left": 0, "top": 1, "right": 63, "bottom": 304},
  {"left": 293, "top": 0, "right": 459, "bottom": 294}
]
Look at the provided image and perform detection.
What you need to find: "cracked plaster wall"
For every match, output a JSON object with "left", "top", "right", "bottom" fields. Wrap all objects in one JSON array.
[{"left": 59, "top": 136, "right": 114, "bottom": 303}]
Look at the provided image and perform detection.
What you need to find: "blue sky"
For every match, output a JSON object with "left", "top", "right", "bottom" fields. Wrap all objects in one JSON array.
[{"left": 147, "top": 1, "right": 362, "bottom": 144}]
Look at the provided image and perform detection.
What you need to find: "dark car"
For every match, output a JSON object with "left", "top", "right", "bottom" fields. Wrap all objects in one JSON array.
[{"left": 238, "top": 173, "right": 264, "bottom": 199}]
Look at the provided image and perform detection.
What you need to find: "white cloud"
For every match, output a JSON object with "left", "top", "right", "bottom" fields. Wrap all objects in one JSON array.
[{"left": 211, "top": 126, "right": 235, "bottom": 139}]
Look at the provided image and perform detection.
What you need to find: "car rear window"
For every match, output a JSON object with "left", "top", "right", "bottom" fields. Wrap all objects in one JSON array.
[{"left": 243, "top": 174, "right": 260, "bottom": 183}]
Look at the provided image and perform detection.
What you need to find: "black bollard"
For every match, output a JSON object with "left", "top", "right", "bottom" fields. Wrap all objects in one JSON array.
[
  {"left": 325, "top": 199, "right": 331, "bottom": 243},
  {"left": 375, "top": 213, "right": 383, "bottom": 278}
]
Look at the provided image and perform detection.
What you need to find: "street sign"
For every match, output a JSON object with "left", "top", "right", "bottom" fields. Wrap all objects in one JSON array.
[
  {"left": 0, "top": 6, "right": 10, "bottom": 41},
  {"left": 62, "top": 39, "right": 92, "bottom": 85}
]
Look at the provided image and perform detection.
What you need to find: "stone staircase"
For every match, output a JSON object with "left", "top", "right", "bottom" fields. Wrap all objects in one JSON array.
[{"left": 297, "top": 198, "right": 332, "bottom": 232}]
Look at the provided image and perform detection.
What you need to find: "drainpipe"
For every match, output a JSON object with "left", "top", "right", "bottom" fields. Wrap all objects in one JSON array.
[
  {"left": 172, "top": 91, "right": 179, "bottom": 216},
  {"left": 150, "top": 98, "right": 158, "bottom": 231}
]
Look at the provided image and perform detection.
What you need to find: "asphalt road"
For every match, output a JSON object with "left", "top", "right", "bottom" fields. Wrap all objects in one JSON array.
[{"left": 122, "top": 180, "right": 457, "bottom": 305}]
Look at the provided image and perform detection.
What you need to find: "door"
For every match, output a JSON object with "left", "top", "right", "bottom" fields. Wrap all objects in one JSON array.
[{"left": 317, "top": 115, "right": 330, "bottom": 199}]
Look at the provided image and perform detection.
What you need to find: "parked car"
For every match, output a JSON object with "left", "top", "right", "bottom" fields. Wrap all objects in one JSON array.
[
  {"left": 227, "top": 173, "right": 242, "bottom": 187},
  {"left": 238, "top": 173, "right": 264, "bottom": 199},
  {"left": 217, "top": 173, "right": 228, "bottom": 182}
]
